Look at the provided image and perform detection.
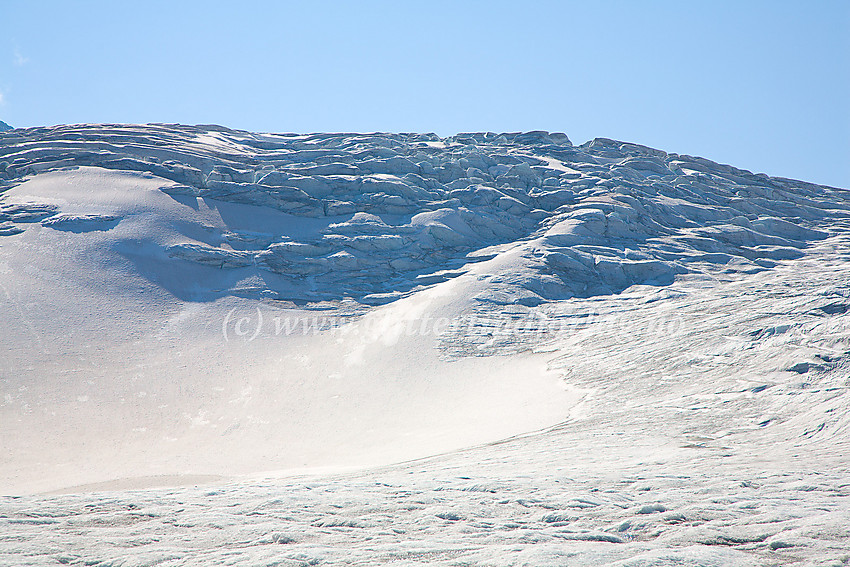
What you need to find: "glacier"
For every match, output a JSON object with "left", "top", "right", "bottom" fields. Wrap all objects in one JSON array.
[{"left": 0, "top": 124, "right": 848, "bottom": 565}]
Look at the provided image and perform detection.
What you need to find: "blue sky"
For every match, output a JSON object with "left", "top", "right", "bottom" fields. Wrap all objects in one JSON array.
[{"left": 1, "top": 1, "right": 848, "bottom": 188}]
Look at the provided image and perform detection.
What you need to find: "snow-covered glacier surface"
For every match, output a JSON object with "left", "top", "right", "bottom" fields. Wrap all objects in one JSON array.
[{"left": 0, "top": 124, "right": 848, "bottom": 565}]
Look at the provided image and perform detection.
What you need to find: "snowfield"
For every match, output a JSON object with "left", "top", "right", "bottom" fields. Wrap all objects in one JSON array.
[{"left": 0, "top": 124, "right": 848, "bottom": 565}]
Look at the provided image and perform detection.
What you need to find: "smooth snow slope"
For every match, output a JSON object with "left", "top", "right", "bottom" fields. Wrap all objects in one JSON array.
[
  {"left": 1, "top": 124, "right": 849, "bottom": 565},
  {"left": 0, "top": 165, "right": 576, "bottom": 493}
]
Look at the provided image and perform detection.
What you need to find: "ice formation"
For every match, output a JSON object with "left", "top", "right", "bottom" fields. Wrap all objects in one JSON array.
[{"left": 0, "top": 124, "right": 848, "bottom": 565}]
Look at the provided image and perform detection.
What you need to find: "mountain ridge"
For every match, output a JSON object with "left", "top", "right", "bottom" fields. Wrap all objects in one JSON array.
[{"left": 2, "top": 123, "right": 845, "bottom": 308}]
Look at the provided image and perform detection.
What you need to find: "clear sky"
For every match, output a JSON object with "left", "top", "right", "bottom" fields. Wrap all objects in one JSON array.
[{"left": 1, "top": 1, "right": 848, "bottom": 188}]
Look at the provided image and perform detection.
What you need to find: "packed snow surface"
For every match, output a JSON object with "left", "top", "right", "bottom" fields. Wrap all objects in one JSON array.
[{"left": 0, "top": 124, "right": 848, "bottom": 565}]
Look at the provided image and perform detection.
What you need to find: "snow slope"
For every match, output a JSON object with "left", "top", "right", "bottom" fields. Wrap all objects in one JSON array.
[{"left": 0, "top": 124, "right": 848, "bottom": 565}]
